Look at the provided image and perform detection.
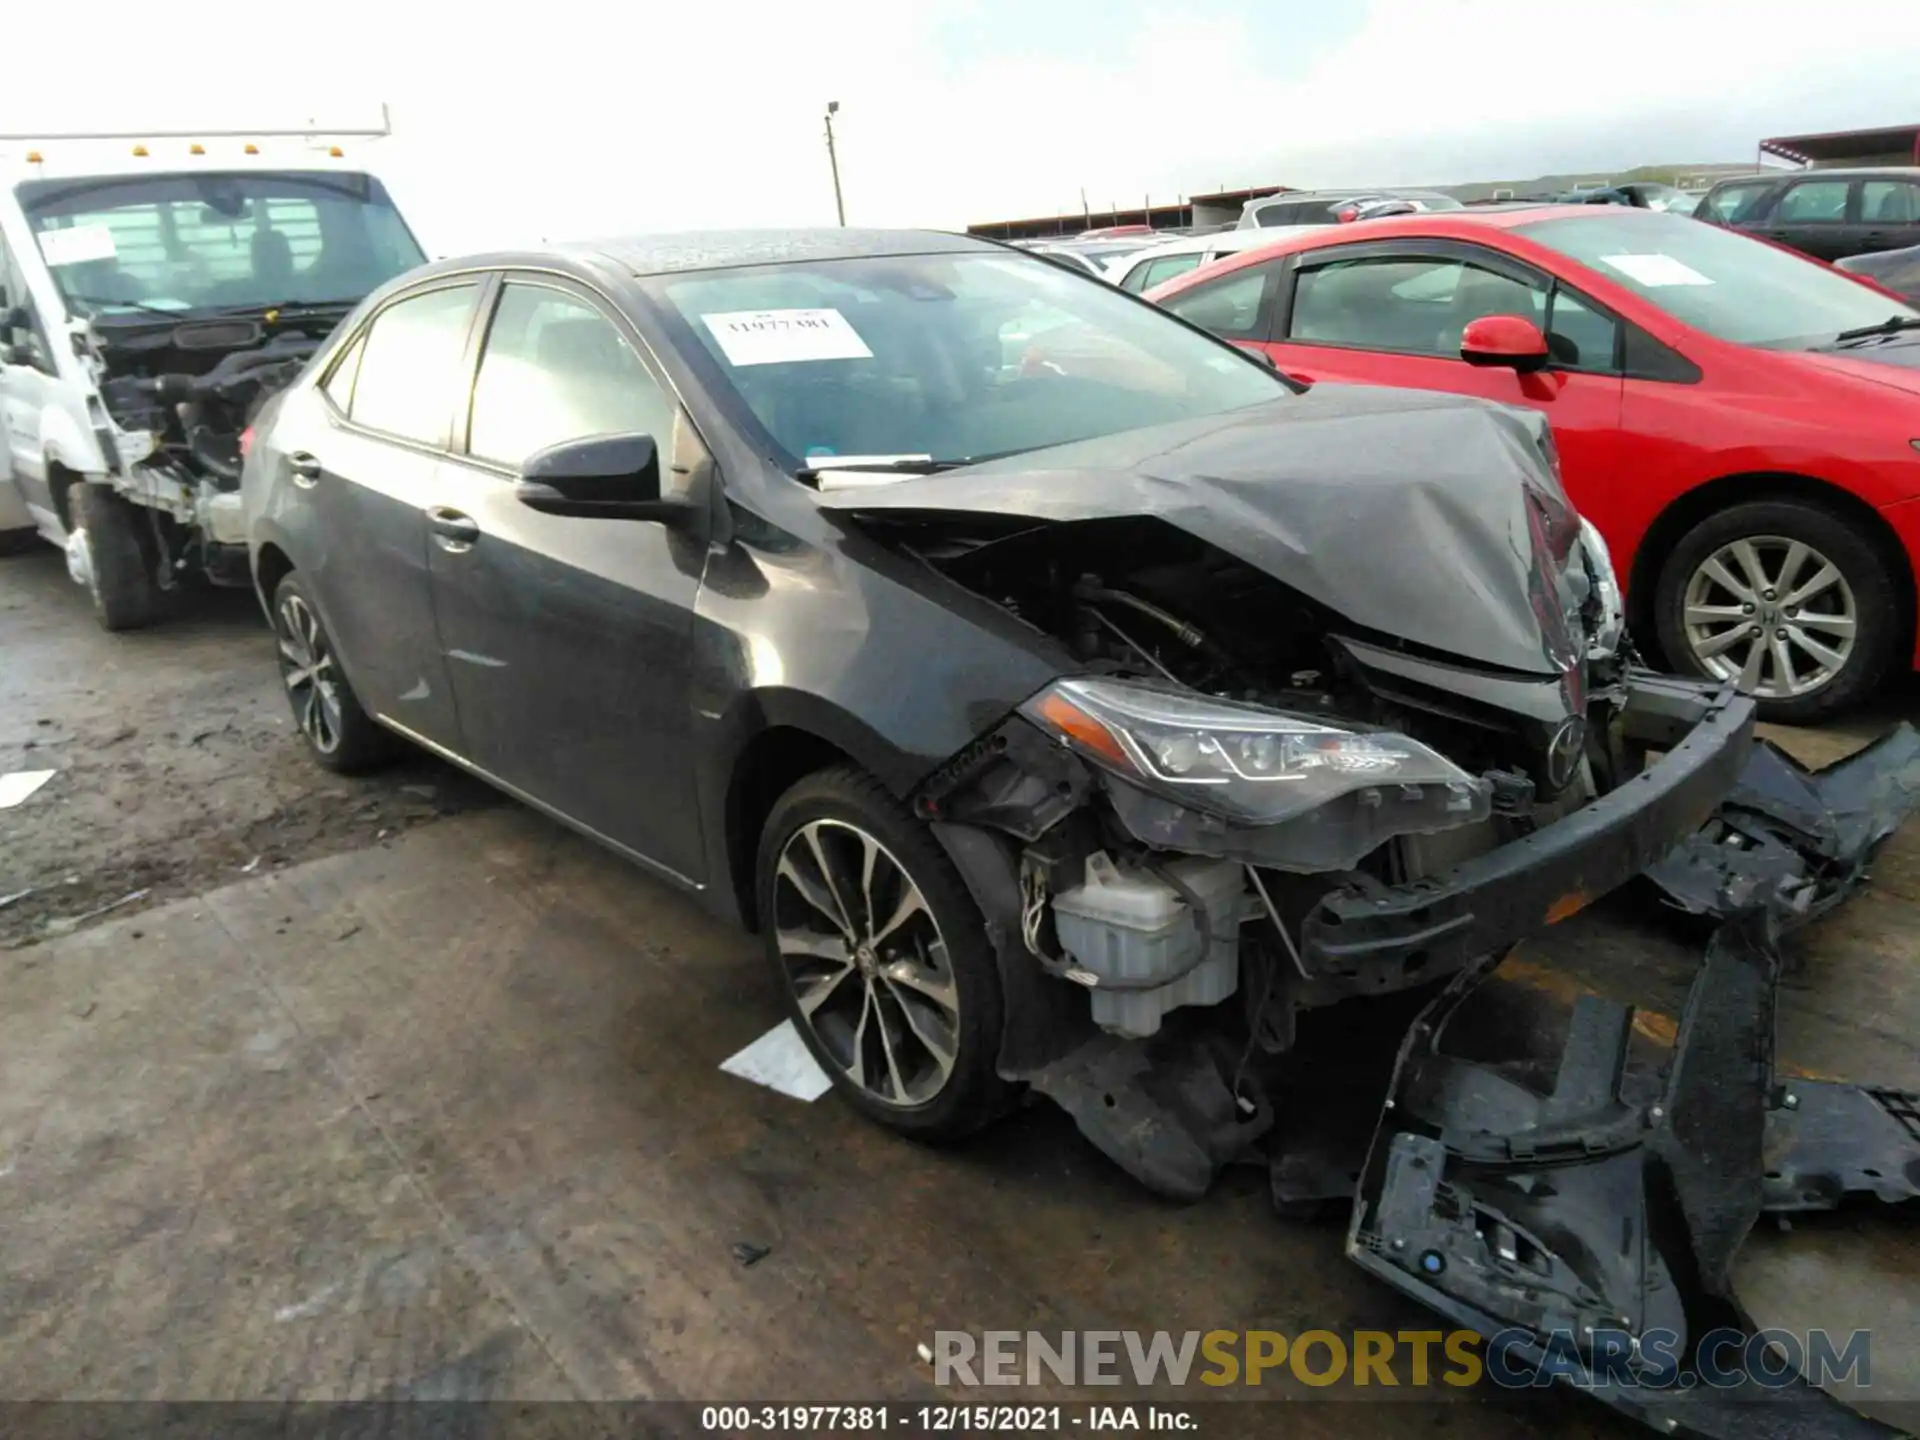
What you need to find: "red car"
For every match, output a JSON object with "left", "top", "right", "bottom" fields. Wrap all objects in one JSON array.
[{"left": 1145, "top": 205, "right": 1920, "bottom": 721}]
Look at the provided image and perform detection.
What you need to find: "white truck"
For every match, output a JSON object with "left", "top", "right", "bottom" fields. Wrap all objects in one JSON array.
[{"left": 0, "top": 115, "right": 427, "bottom": 627}]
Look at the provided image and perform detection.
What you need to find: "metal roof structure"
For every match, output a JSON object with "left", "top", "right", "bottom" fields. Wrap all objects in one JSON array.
[
  {"left": 966, "top": 185, "right": 1294, "bottom": 241},
  {"left": 1759, "top": 124, "right": 1920, "bottom": 168}
]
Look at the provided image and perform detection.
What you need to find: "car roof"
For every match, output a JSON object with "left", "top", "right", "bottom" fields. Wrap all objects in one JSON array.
[
  {"left": 4, "top": 148, "right": 388, "bottom": 186},
  {"left": 1144, "top": 204, "right": 1666, "bottom": 296},
  {"left": 561, "top": 228, "right": 996, "bottom": 277},
  {"left": 1120, "top": 226, "right": 1326, "bottom": 264},
  {"left": 1705, "top": 167, "right": 1920, "bottom": 187}
]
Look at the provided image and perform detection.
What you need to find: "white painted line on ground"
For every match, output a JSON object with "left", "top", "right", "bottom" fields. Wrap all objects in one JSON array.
[
  {"left": 720, "top": 1019, "right": 832, "bottom": 1101},
  {"left": 0, "top": 769, "right": 56, "bottom": 809}
]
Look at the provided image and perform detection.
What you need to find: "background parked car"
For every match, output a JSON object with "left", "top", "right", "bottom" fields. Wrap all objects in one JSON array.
[
  {"left": 1236, "top": 188, "right": 1463, "bottom": 229},
  {"left": 1695, "top": 166, "right": 1920, "bottom": 262},
  {"left": 1026, "top": 235, "right": 1160, "bottom": 279},
  {"left": 1146, "top": 205, "right": 1920, "bottom": 721},
  {"left": 1106, "top": 226, "right": 1325, "bottom": 293},
  {"left": 1838, "top": 241, "right": 1920, "bottom": 304},
  {"left": 1552, "top": 181, "right": 1702, "bottom": 214}
]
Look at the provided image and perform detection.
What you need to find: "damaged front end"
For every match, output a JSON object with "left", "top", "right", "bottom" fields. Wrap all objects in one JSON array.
[
  {"left": 80, "top": 310, "right": 336, "bottom": 581},
  {"left": 833, "top": 394, "right": 1920, "bottom": 1434}
]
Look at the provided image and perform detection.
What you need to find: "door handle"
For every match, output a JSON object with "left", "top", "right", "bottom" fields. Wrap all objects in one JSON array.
[
  {"left": 426, "top": 506, "right": 480, "bottom": 552},
  {"left": 288, "top": 451, "right": 322, "bottom": 486}
]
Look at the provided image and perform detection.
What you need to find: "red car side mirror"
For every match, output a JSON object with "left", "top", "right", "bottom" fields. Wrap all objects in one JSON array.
[{"left": 1460, "top": 314, "right": 1551, "bottom": 373}]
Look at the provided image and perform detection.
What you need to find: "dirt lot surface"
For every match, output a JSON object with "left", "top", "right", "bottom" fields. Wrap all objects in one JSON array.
[
  {"left": 2, "top": 536, "right": 1917, "bottom": 1433},
  {"left": 0, "top": 547, "right": 498, "bottom": 948}
]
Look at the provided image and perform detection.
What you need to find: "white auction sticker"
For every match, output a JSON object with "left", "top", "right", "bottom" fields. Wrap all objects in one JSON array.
[
  {"left": 701, "top": 308, "right": 873, "bottom": 367},
  {"left": 37, "top": 225, "right": 119, "bottom": 268},
  {"left": 1599, "top": 253, "right": 1713, "bottom": 288}
]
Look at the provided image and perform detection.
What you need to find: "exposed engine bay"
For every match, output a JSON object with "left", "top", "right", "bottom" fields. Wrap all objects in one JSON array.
[
  {"left": 819, "top": 407, "right": 1920, "bottom": 1437},
  {"left": 86, "top": 311, "right": 334, "bottom": 579}
]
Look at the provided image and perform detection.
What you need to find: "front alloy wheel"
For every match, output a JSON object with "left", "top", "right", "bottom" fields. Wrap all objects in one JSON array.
[
  {"left": 1656, "top": 498, "right": 1896, "bottom": 724},
  {"left": 774, "top": 819, "right": 961, "bottom": 1108},
  {"left": 756, "top": 766, "right": 1012, "bottom": 1140},
  {"left": 1680, "top": 535, "right": 1857, "bottom": 700}
]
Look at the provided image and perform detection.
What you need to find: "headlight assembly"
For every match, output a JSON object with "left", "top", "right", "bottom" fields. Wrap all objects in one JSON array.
[
  {"left": 1021, "top": 678, "right": 1491, "bottom": 865},
  {"left": 1578, "top": 517, "right": 1626, "bottom": 661}
]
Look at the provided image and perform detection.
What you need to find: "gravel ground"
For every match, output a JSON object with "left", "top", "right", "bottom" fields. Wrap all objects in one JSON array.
[{"left": 0, "top": 545, "right": 499, "bottom": 948}]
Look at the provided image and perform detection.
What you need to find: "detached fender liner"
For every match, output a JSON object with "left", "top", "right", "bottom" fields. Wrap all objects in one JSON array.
[{"left": 1303, "top": 673, "right": 1756, "bottom": 976}]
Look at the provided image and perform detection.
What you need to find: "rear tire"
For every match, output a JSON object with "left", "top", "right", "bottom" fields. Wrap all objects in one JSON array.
[
  {"left": 1653, "top": 498, "right": 1898, "bottom": 724},
  {"left": 755, "top": 765, "right": 1015, "bottom": 1142},
  {"left": 73, "top": 483, "right": 163, "bottom": 631},
  {"left": 271, "top": 572, "right": 400, "bottom": 774}
]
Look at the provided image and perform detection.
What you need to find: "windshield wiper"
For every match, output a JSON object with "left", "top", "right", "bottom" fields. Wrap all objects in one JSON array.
[
  {"left": 64, "top": 295, "right": 184, "bottom": 320},
  {"left": 211, "top": 298, "right": 361, "bottom": 319},
  {"left": 796, "top": 456, "right": 971, "bottom": 483},
  {"left": 1832, "top": 314, "right": 1920, "bottom": 345}
]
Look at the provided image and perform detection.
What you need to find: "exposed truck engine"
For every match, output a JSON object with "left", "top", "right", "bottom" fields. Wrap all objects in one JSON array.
[{"left": 0, "top": 118, "right": 425, "bottom": 629}]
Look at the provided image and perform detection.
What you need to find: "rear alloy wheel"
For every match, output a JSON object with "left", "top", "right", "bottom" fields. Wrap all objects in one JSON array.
[
  {"left": 756, "top": 767, "right": 1012, "bottom": 1140},
  {"left": 1655, "top": 500, "right": 1897, "bottom": 724},
  {"left": 271, "top": 574, "right": 399, "bottom": 773}
]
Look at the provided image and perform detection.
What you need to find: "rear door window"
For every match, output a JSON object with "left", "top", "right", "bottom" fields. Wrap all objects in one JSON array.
[
  {"left": 1861, "top": 179, "right": 1920, "bottom": 227},
  {"left": 347, "top": 283, "right": 479, "bottom": 446}
]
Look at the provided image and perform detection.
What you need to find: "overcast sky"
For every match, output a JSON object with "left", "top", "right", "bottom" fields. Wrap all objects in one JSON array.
[{"left": 7, "top": 0, "right": 1919, "bottom": 251}]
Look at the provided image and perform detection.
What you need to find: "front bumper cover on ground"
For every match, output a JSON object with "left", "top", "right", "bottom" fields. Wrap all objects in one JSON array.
[
  {"left": 1350, "top": 910, "right": 1918, "bottom": 1438},
  {"left": 1345, "top": 721, "right": 1920, "bottom": 1438}
]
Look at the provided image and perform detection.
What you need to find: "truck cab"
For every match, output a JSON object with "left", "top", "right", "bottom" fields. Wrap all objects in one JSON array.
[{"left": 0, "top": 120, "right": 427, "bottom": 628}]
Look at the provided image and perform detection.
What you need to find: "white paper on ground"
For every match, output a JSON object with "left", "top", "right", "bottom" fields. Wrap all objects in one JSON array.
[
  {"left": 1598, "top": 253, "right": 1714, "bottom": 288},
  {"left": 719, "top": 1019, "right": 833, "bottom": 1101},
  {"left": 701, "top": 308, "right": 873, "bottom": 367},
  {"left": 0, "top": 769, "right": 56, "bottom": 808},
  {"left": 37, "top": 225, "right": 118, "bottom": 267}
]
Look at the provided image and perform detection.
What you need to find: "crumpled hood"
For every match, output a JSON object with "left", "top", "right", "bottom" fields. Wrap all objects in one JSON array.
[{"left": 818, "top": 386, "right": 1586, "bottom": 677}]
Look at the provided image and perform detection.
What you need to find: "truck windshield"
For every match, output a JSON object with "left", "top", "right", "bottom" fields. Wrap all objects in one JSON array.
[{"left": 18, "top": 169, "right": 425, "bottom": 318}]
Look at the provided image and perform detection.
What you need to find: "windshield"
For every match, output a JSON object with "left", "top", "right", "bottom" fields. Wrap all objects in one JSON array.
[
  {"left": 1515, "top": 210, "right": 1920, "bottom": 348},
  {"left": 651, "top": 250, "right": 1285, "bottom": 469},
  {"left": 18, "top": 169, "right": 425, "bottom": 319}
]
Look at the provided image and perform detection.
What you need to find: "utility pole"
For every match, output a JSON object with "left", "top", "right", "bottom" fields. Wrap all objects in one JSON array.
[{"left": 824, "top": 101, "right": 846, "bottom": 226}]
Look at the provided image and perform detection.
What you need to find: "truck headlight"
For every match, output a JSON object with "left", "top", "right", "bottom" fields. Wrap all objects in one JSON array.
[{"left": 1021, "top": 677, "right": 1489, "bottom": 832}]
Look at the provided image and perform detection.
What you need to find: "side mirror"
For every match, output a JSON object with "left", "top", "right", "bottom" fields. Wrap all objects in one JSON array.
[
  {"left": 514, "top": 433, "right": 689, "bottom": 523},
  {"left": 1460, "top": 314, "right": 1551, "bottom": 374}
]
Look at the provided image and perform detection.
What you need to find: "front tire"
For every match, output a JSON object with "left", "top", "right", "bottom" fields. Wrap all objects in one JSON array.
[
  {"left": 755, "top": 766, "right": 1013, "bottom": 1141},
  {"left": 1653, "top": 499, "right": 1897, "bottom": 724},
  {"left": 271, "top": 573, "right": 399, "bottom": 773},
  {"left": 72, "top": 483, "right": 163, "bottom": 631}
]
